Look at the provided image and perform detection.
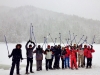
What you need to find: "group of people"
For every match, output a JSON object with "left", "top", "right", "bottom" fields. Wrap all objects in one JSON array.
[{"left": 8, "top": 40, "right": 95, "bottom": 75}]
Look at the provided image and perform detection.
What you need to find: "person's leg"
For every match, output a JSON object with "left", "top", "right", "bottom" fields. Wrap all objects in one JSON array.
[
  {"left": 57, "top": 56, "right": 60, "bottom": 68},
  {"left": 64, "top": 57, "right": 67, "bottom": 68},
  {"left": 86, "top": 58, "right": 89, "bottom": 68},
  {"left": 78, "top": 55, "right": 80, "bottom": 67},
  {"left": 53, "top": 56, "right": 57, "bottom": 69},
  {"left": 83, "top": 56, "right": 85, "bottom": 66},
  {"left": 46, "top": 59, "right": 49, "bottom": 70},
  {"left": 16, "top": 61, "right": 20, "bottom": 74},
  {"left": 81, "top": 55, "right": 84, "bottom": 67},
  {"left": 67, "top": 57, "right": 70, "bottom": 68},
  {"left": 40, "top": 60, "right": 42, "bottom": 70},
  {"left": 73, "top": 58, "right": 78, "bottom": 69},
  {"left": 26, "top": 58, "right": 30, "bottom": 73},
  {"left": 61, "top": 58, "right": 64, "bottom": 69},
  {"left": 30, "top": 58, "right": 33, "bottom": 73},
  {"left": 71, "top": 58, "right": 74, "bottom": 69},
  {"left": 49, "top": 59, "right": 52, "bottom": 69},
  {"left": 90, "top": 58, "right": 92, "bottom": 68},
  {"left": 36, "top": 60, "right": 40, "bottom": 71},
  {"left": 10, "top": 61, "right": 16, "bottom": 75}
]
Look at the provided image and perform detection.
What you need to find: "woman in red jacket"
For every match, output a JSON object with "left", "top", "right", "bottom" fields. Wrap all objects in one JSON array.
[
  {"left": 86, "top": 45, "right": 95, "bottom": 68},
  {"left": 83, "top": 45, "right": 88, "bottom": 67},
  {"left": 65, "top": 45, "right": 71, "bottom": 68},
  {"left": 70, "top": 46, "right": 78, "bottom": 70}
]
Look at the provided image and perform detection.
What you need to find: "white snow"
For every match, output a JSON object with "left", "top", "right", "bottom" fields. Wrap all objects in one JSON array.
[{"left": 0, "top": 42, "right": 100, "bottom": 75}]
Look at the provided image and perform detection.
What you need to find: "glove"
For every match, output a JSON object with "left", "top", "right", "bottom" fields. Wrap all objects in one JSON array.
[
  {"left": 21, "top": 58, "right": 23, "bottom": 60},
  {"left": 29, "top": 40, "right": 31, "bottom": 42},
  {"left": 8, "top": 55, "right": 11, "bottom": 58}
]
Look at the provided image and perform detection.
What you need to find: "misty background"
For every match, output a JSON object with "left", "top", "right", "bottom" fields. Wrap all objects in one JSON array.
[
  {"left": 0, "top": 6, "right": 100, "bottom": 44},
  {"left": 0, "top": 0, "right": 100, "bottom": 44}
]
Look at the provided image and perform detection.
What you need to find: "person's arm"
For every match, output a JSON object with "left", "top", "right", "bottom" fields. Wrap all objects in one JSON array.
[
  {"left": 31, "top": 41, "right": 36, "bottom": 50},
  {"left": 8, "top": 49, "right": 14, "bottom": 58},
  {"left": 91, "top": 49, "right": 95, "bottom": 53},
  {"left": 33, "top": 50, "right": 36, "bottom": 53},
  {"left": 20, "top": 49, "right": 23, "bottom": 60},
  {"left": 44, "top": 49, "right": 47, "bottom": 54},
  {"left": 25, "top": 40, "right": 30, "bottom": 49}
]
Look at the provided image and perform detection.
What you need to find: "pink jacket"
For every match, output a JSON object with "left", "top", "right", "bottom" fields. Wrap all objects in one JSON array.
[{"left": 78, "top": 50, "right": 84, "bottom": 55}]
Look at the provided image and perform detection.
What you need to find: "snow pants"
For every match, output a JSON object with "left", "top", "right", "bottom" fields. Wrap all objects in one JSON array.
[
  {"left": 36, "top": 60, "right": 42, "bottom": 71},
  {"left": 53, "top": 55, "right": 60, "bottom": 69},
  {"left": 10, "top": 60, "right": 20, "bottom": 75},
  {"left": 86, "top": 58, "right": 92, "bottom": 68},
  {"left": 78, "top": 54, "right": 84, "bottom": 67},
  {"left": 61, "top": 58, "right": 65, "bottom": 69},
  {"left": 26, "top": 58, "right": 33, "bottom": 72},
  {"left": 70, "top": 57, "right": 77, "bottom": 69},
  {"left": 45, "top": 59, "right": 52, "bottom": 70}
]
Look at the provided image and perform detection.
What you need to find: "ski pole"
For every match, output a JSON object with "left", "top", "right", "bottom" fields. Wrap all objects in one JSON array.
[
  {"left": 65, "top": 38, "right": 68, "bottom": 45},
  {"left": 69, "top": 30, "right": 71, "bottom": 41},
  {"left": 81, "top": 36, "right": 87, "bottom": 44},
  {"left": 54, "top": 38, "right": 57, "bottom": 46},
  {"left": 42, "top": 37, "right": 46, "bottom": 49},
  {"left": 4, "top": 35, "right": 9, "bottom": 55},
  {"left": 73, "top": 33, "right": 77, "bottom": 44},
  {"left": 31, "top": 24, "right": 37, "bottom": 46},
  {"left": 30, "top": 23, "right": 32, "bottom": 41},
  {"left": 77, "top": 35, "right": 84, "bottom": 45},
  {"left": 59, "top": 37, "right": 65, "bottom": 46},
  {"left": 59, "top": 33, "right": 61, "bottom": 45},
  {"left": 45, "top": 37, "right": 48, "bottom": 46},
  {"left": 49, "top": 33, "right": 55, "bottom": 44},
  {"left": 71, "top": 35, "right": 77, "bottom": 44},
  {"left": 92, "top": 35, "right": 95, "bottom": 44}
]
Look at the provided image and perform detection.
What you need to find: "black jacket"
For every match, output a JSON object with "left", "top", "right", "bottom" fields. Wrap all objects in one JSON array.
[
  {"left": 9, "top": 48, "right": 23, "bottom": 61},
  {"left": 25, "top": 40, "right": 35, "bottom": 58},
  {"left": 54, "top": 47, "right": 61, "bottom": 56}
]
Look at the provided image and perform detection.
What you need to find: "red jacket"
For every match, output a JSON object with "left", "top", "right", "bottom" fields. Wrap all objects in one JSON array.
[
  {"left": 86, "top": 49, "right": 95, "bottom": 58},
  {"left": 70, "top": 50, "right": 77, "bottom": 59},
  {"left": 84, "top": 48, "right": 88, "bottom": 57},
  {"left": 65, "top": 48, "right": 71, "bottom": 57}
]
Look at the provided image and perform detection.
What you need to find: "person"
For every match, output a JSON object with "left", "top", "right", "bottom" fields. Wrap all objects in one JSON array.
[
  {"left": 61, "top": 47, "right": 66, "bottom": 69},
  {"left": 25, "top": 40, "right": 35, "bottom": 74},
  {"left": 57, "top": 45, "right": 61, "bottom": 69},
  {"left": 44, "top": 45, "right": 53, "bottom": 71},
  {"left": 8, "top": 44, "right": 23, "bottom": 75},
  {"left": 53, "top": 45, "right": 61, "bottom": 69},
  {"left": 77, "top": 45, "right": 84, "bottom": 68},
  {"left": 86, "top": 45, "right": 95, "bottom": 68},
  {"left": 83, "top": 45, "right": 88, "bottom": 67},
  {"left": 33, "top": 45, "right": 44, "bottom": 71},
  {"left": 50, "top": 46, "right": 55, "bottom": 69},
  {"left": 70, "top": 46, "right": 78, "bottom": 70},
  {"left": 65, "top": 45, "right": 70, "bottom": 68}
]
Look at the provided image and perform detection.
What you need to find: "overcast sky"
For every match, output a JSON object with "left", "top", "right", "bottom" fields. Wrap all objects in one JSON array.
[{"left": 0, "top": 0, "right": 100, "bottom": 20}]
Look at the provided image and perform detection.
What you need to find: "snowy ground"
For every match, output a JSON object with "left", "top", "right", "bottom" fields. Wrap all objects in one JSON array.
[{"left": 0, "top": 42, "right": 100, "bottom": 75}]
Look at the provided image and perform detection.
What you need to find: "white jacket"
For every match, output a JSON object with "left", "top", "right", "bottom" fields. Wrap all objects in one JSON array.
[{"left": 45, "top": 49, "right": 52, "bottom": 59}]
